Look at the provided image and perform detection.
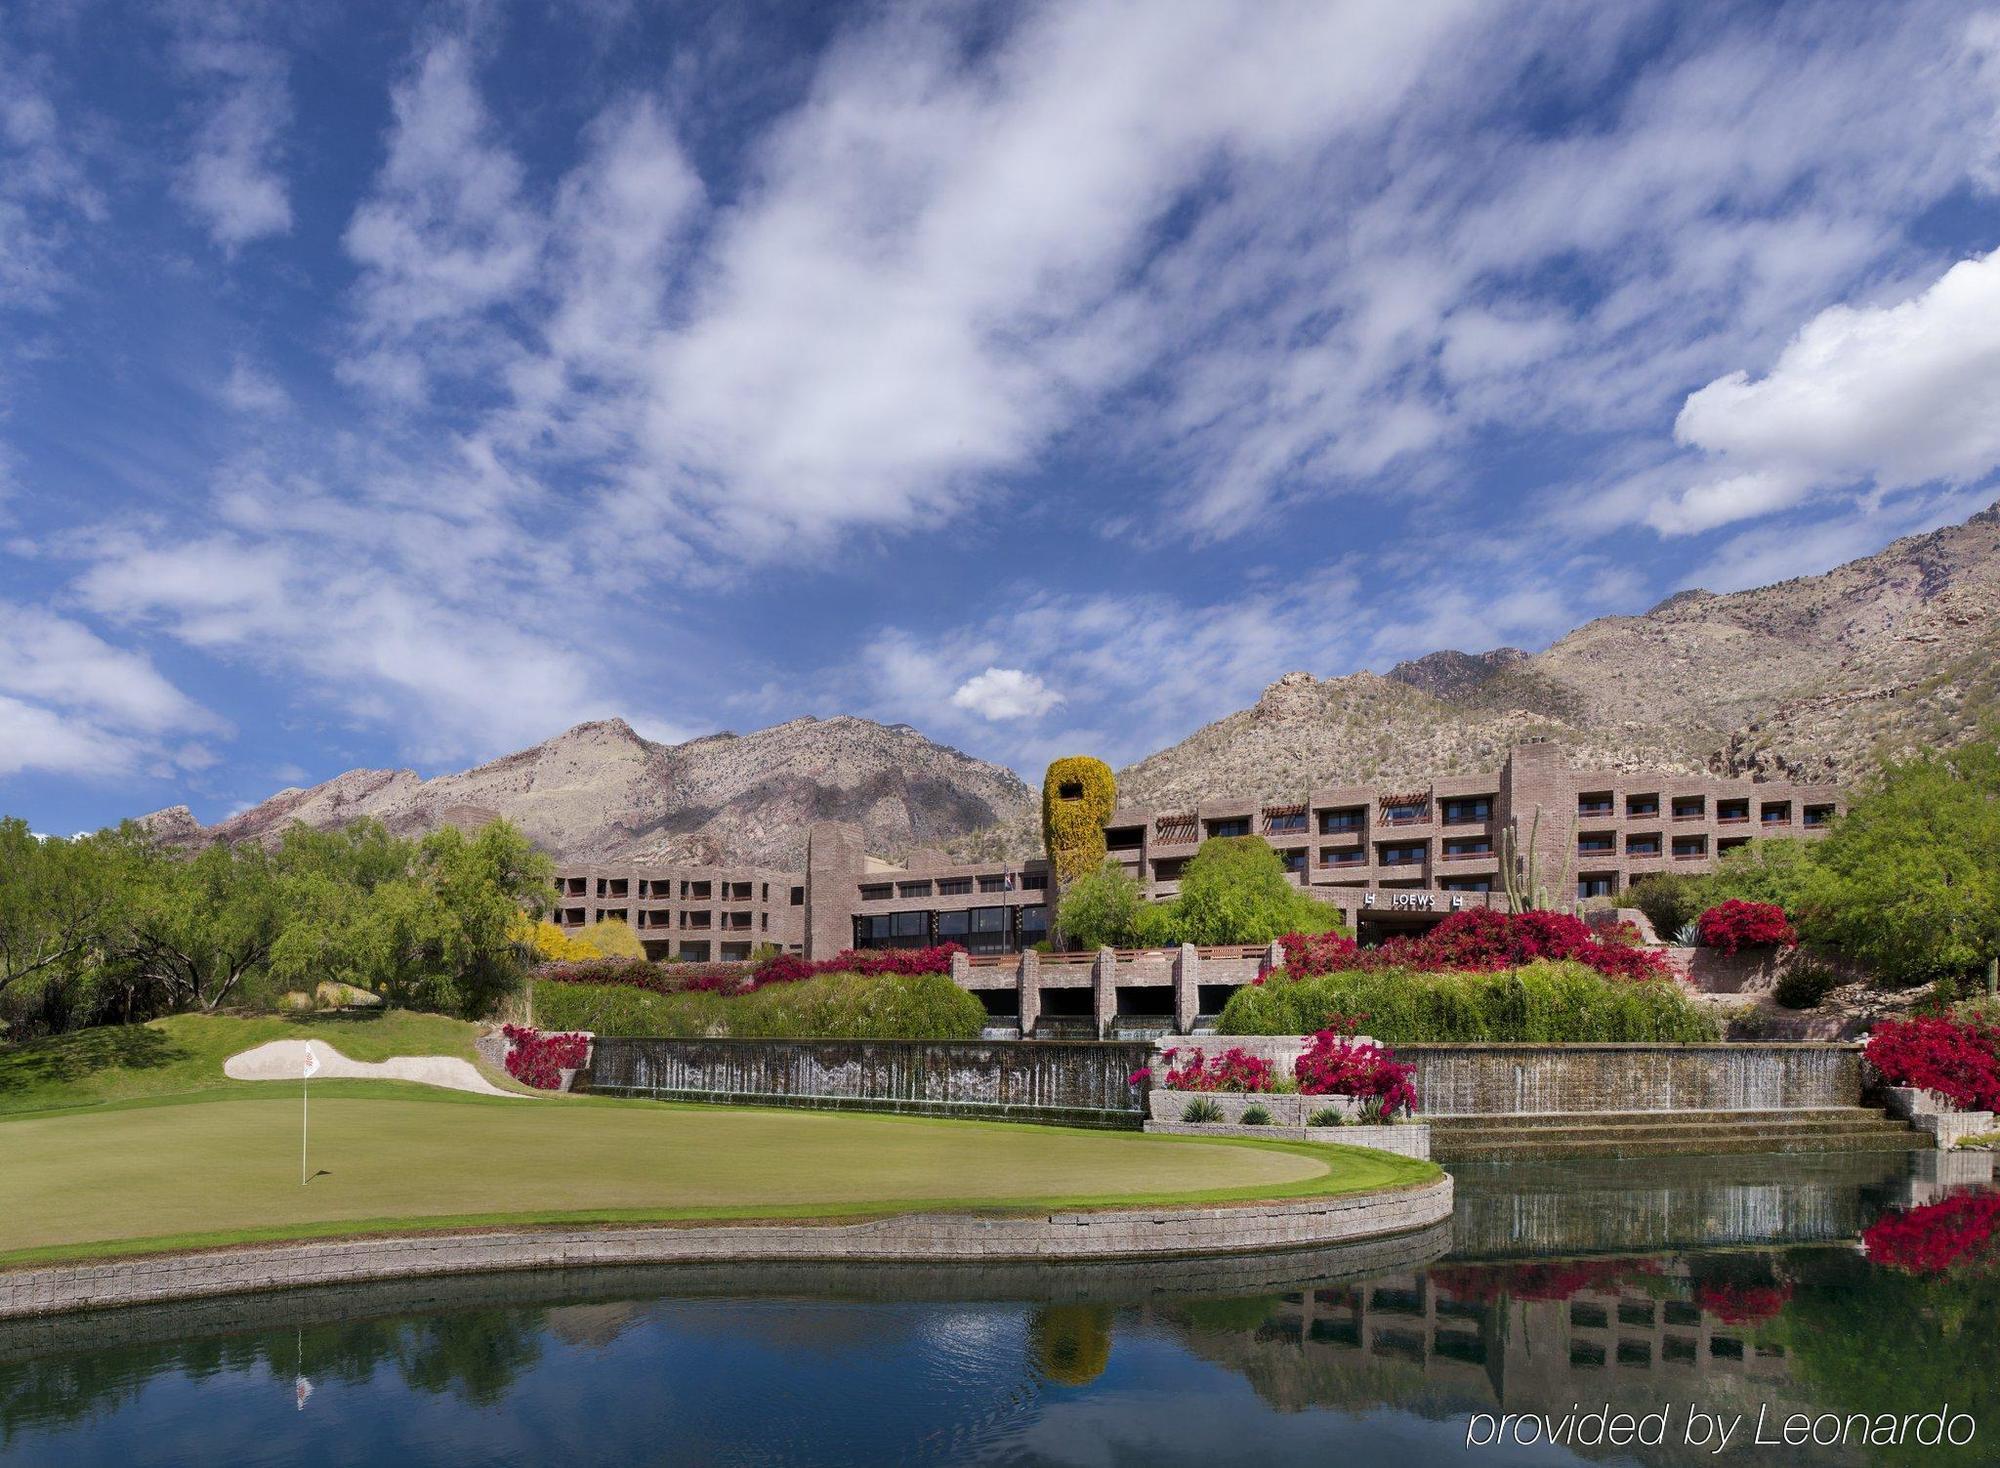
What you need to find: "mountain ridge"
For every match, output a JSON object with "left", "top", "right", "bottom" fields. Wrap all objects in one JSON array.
[{"left": 143, "top": 500, "right": 2000, "bottom": 867}]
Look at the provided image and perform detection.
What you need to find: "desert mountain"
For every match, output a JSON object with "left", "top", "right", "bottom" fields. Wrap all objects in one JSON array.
[
  {"left": 1116, "top": 499, "right": 2000, "bottom": 810},
  {"left": 144, "top": 500, "right": 1999, "bottom": 867},
  {"left": 152, "top": 716, "right": 1034, "bottom": 870}
]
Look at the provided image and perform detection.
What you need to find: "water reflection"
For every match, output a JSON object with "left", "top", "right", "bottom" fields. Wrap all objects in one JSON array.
[{"left": 4, "top": 1151, "right": 1996, "bottom": 1467}]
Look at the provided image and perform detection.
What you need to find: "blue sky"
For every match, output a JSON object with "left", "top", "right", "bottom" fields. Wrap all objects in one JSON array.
[{"left": 5, "top": 0, "right": 2000, "bottom": 835}]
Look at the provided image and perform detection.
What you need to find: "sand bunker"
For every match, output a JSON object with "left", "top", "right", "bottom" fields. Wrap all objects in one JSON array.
[{"left": 224, "top": 1038, "right": 523, "bottom": 1098}]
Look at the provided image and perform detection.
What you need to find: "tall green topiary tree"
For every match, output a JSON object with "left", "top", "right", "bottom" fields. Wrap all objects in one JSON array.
[{"left": 1042, "top": 756, "right": 1117, "bottom": 885}]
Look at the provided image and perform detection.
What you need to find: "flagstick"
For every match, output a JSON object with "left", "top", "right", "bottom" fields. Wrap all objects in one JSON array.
[{"left": 301, "top": 1054, "right": 310, "bottom": 1187}]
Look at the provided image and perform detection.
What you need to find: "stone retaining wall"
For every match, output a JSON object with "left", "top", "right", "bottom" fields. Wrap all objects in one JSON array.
[
  {"left": 0, "top": 1178, "right": 1452, "bottom": 1321},
  {"left": 588, "top": 1037, "right": 1153, "bottom": 1127},
  {"left": 1143, "top": 1121, "right": 1431, "bottom": 1158},
  {"left": 1398, "top": 1042, "right": 1861, "bottom": 1115}
]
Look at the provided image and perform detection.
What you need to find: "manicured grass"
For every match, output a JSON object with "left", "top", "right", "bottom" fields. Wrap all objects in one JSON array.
[
  {"left": 0, "top": 1089, "right": 1438, "bottom": 1265},
  {"left": 0, "top": 1011, "right": 508, "bottom": 1117}
]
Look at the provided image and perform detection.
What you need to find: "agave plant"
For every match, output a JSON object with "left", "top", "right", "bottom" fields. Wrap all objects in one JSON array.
[{"left": 1674, "top": 920, "right": 1701, "bottom": 946}]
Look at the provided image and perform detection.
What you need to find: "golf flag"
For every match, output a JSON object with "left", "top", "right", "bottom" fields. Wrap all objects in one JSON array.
[{"left": 303, "top": 1047, "right": 320, "bottom": 1079}]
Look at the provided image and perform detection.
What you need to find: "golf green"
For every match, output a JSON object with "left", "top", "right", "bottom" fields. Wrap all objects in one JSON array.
[{"left": 0, "top": 1090, "right": 1436, "bottom": 1264}]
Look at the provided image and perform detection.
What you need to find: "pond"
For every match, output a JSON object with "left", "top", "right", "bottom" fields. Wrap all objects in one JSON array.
[{"left": 4, "top": 1151, "right": 1995, "bottom": 1467}]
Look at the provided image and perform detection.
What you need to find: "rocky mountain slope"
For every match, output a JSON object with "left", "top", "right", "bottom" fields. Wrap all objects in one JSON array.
[
  {"left": 145, "top": 717, "right": 1034, "bottom": 871},
  {"left": 144, "top": 500, "right": 1999, "bottom": 866},
  {"left": 1116, "top": 499, "right": 2000, "bottom": 809}
]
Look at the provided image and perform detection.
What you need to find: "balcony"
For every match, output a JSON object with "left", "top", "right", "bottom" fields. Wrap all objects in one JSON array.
[
  {"left": 1577, "top": 804, "right": 1615, "bottom": 820},
  {"left": 1319, "top": 851, "right": 1367, "bottom": 867},
  {"left": 1439, "top": 848, "right": 1493, "bottom": 862},
  {"left": 1154, "top": 815, "right": 1199, "bottom": 847},
  {"left": 1379, "top": 809, "right": 1430, "bottom": 827}
]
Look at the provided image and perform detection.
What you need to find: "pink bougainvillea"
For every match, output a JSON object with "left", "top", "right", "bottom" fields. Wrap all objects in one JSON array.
[
  {"left": 1277, "top": 909, "right": 1675, "bottom": 983},
  {"left": 1862, "top": 1193, "right": 2000, "bottom": 1276},
  {"left": 1865, "top": 1016, "right": 2000, "bottom": 1113},
  {"left": 502, "top": 1024, "right": 591, "bottom": 1090},
  {"left": 1159, "top": 1046, "right": 1276, "bottom": 1093},
  {"left": 1293, "top": 1030, "right": 1419, "bottom": 1116},
  {"left": 1692, "top": 1281, "right": 1793, "bottom": 1324},
  {"left": 1696, "top": 900, "right": 1798, "bottom": 956}
]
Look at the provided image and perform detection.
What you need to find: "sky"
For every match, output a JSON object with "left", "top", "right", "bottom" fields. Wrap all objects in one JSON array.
[{"left": 5, "top": 0, "right": 2000, "bottom": 836}]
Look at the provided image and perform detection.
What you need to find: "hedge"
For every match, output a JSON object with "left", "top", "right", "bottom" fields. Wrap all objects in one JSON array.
[
  {"left": 532, "top": 969, "right": 987, "bottom": 1040},
  {"left": 1217, "top": 961, "right": 1721, "bottom": 1044}
]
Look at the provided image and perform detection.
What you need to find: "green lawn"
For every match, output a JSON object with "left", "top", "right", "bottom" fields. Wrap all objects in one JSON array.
[
  {"left": 0, "top": 1090, "right": 1437, "bottom": 1265},
  {"left": 0, "top": 1010, "right": 515, "bottom": 1116}
]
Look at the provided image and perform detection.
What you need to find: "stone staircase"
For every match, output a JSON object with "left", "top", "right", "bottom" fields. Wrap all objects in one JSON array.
[{"left": 1428, "top": 1106, "right": 1929, "bottom": 1162}]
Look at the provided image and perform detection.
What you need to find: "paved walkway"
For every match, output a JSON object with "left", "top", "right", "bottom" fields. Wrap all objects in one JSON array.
[{"left": 223, "top": 1038, "right": 522, "bottom": 1098}]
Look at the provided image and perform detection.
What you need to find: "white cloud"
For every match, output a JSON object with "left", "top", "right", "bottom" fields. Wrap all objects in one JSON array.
[
  {"left": 219, "top": 356, "right": 289, "bottom": 414},
  {"left": 0, "top": 602, "right": 221, "bottom": 778},
  {"left": 949, "top": 667, "right": 1062, "bottom": 722},
  {"left": 0, "top": 40, "right": 104, "bottom": 307},
  {"left": 1654, "top": 248, "right": 2000, "bottom": 534},
  {"left": 177, "top": 39, "right": 292, "bottom": 250}
]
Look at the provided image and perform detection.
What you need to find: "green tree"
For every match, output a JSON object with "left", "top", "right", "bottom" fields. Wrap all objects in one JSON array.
[
  {"left": 0, "top": 819, "right": 128, "bottom": 1001},
  {"left": 1702, "top": 837, "right": 1823, "bottom": 912},
  {"left": 1055, "top": 860, "right": 1147, "bottom": 949},
  {"left": 1167, "top": 836, "right": 1344, "bottom": 945},
  {"left": 1803, "top": 743, "right": 2000, "bottom": 985},
  {"left": 116, "top": 840, "right": 285, "bottom": 1011}
]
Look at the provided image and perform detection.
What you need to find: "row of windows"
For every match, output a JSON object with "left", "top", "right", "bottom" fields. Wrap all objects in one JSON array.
[
  {"left": 562, "top": 876, "right": 771, "bottom": 901},
  {"left": 853, "top": 905, "right": 1049, "bottom": 955},
  {"left": 858, "top": 871, "right": 1047, "bottom": 902},
  {"left": 1577, "top": 793, "right": 1835, "bottom": 824}
]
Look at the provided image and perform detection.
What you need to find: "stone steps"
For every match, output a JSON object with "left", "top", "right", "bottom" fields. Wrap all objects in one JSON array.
[{"left": 1428, "top": 1106, "right": 1927, "bottom": 1161}]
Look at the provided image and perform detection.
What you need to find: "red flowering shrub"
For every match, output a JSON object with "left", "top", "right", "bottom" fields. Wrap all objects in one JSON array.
[
  {"left": 1865, "top": 1016, "right": 2000, "bottom": 1112},
  {"left": 751, "top": 953, "right": 817, "bottom": 985},
  {"left": 1293, "top": 1030, "right": 1419, "bottom": 1116},
  {"left": 1695, "top": 900, "right": 1797, "bottom": 956},
  {"left": 1280, "top": 931, "right": 1360, "bottom": 977},
  {"left": 502, "top": 1024, "right": 591, "bottom": 1089},
  {"left": 752, "top": 944, "right": 966, "bottom": 985},
  {"left": 1160, "top": 1045, "right": 1276, "bottom": 1093},
  {"left": 1430, "top": 1259, "right": 1654, "bottom": 1304},
  {"left": 1598, "top": 919, "right": 1643, "bottom": 947},
  {"left": 1862, "top": 1193, "right": 2000, "bottom": 1275},
  {"left": 535, "top": 959, "right": 757, "bottom": 995},
  {"left": 1278, "top": 909, "right": 1674, "bottom": 983},
  {"left": 1692, "top": 1281, "right": 1793, "bottom": 1323}
]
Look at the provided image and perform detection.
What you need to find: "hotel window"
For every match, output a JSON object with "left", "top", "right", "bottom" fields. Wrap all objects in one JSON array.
[
  {"left": 790, "top": 886, "right": 805, "bottom": 906},
  {"left": 1803, "top": 804, "right": 1835, "bottom": 828},
  {"left": 1440, "top": 878, "right": 1492, "bottom": 893},
  {"left": 1717, "top": 799, "right": 1750, "bottom": 824},
  {"left": 1381, "top": 803, "right": 1426, "bottom": 826},
  {"left": 1106, "top": 825, "right": 1143, "bottom": 851},
  {"left": 1019, "top": 905, "right": 1048, "bottom": 942},
  {"left": 682, "top": 880, "right": 712, "bottom": 899},
  {"left": 937, "top": 878, "right": 972, "bottom": 896},
  {"left": 1206, "top": 817, "right": 1251, "bottom": 838},
  {"left": 1442, "top": 839, "right": 1491, "bottom": 860},
  {"left": 564, "top": 876, "right": 587, "bottom": 895},
  {"left": 1626, "top": 793, "right": 1659, "bottom": 818},
  {"left": 977, "top": 873, "right": 1013, "bottom": 893},
  {"left": 1379, "top": 843, "right": 1427, "bottom": 867},
  {"left": 679, "top": 941, "right": 711, "bottom": 962},
  {"left": 1153, "top": 857, "right": 1187, "bottom": 881},
  {"left": 559, "top": 907, "right": 585, "bottom": 926},
  {"left": 897, "top": 880, "right": 933, "bottom": 898},
  {"left": 1578, "top": 875, "right": 1616, "bottom": 899},
  {"left": 856, "top": 910, "right": 929, "bottom": 948},
  {"left": 1626, "top": 834, "right": 1661, "bottom": 856},
  {"left": 1280, "top": 848, "right": 1307, "bottom": 875},
  {"left": 597, "top": 909, "right": 627, "bottom": 924},
  {"left": 1441, "top": 798, "right": 1491, "bottom": 824},
  {"left": 1672, "top": 796, "right": 1705, "bottom": 820},
  {"left": 859, "top": 883, "right": 892, "bottom": 902},
  {"left": 1673, "top": 836, "right": 1707, "bottom": 859},
  {"left": 1577, "top": 833, "right": 1615, "bottom": 855},
  {"left": 1759, "top": 801, "right": 1792, "bottom": 826},
  {"left": 1319, "top": 808, "right": 1364, "bottom": 834},
  {"left": 1577, "top": 792, "right": 1614, "bottom": 818},
  {"left": 940, "top": 905, "right": 1010, "bottom": 955},
  {"left": 1320, "top": 848, "right": 1365, "bottom": 867},
  {"left": 1020, "top": 870, "right": 1048, "bottom": 890},
  {"left": 1264, "top": 809, "right": 1308, "bottom": 834}
]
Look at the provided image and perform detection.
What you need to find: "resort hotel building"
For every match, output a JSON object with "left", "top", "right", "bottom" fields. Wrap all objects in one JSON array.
[{"left": 553, "top": 739, "right": 1842, "bottom": 965}]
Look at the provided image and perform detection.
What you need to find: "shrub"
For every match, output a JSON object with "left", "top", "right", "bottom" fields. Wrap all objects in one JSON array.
[
  {"left": 1170, "top": 837, "right": 1345, "bottom": 945},
  {"left": 1056, "top": 861, "right": 1148, "bottom": 949},
  {"left": 1281, "top": 909, "right": 1674, "bottom": 983},
  {"left": 1772, "top": 955, "right": 1844, "bottom": 1010},
  {"left": 1239, "top": 1104, "right": 1272, "bottom": 1126},
  {"left": 1161, "top": 1045, "right": 1275, "bottom": 1093},
  {"left": 756, "top": 945, "right": 964, "bottom": 982},
  {"left": 1627, "top": 873, "right": 1712, "bottom": 944},
  {"left": 500, "top": 1024, "right": 590, "bottom": 1089},
  {"left": 1180, "top": 1096, "right": 1224, "bottom": 1124},
  {"left": 1864, "top": 1016, "right": 2000, "bottom": 1112},
  {"left": 1220, "top": 961, "right": 1721, "bottom": 1043},
  {"left": 1862, "top": 1194, "right": 2000, "bottom": 1275},
  {"left": 1294, "top": 1031, "right": 1419, "bottom": 1117},
  {"left": 536, "top": 958, "right": 756, "bottom": 996},
  {"left": 1043, "top": 756, "right": 1117, "bottom": 884},
  {"left": 532, "top": 970, "right": 986, "bottom": 1040},
  {"left": 1306, "top": 1106, "right": 1346, "bottom": 1128},
  {"left": 1696, "top": 900, "right": 1798, "bottom": 956}
]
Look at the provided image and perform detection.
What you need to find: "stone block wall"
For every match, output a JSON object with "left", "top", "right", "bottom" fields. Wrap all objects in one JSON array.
[{"left": 1398, "top": 1043, "right": 1862, "bottom": 1115}]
